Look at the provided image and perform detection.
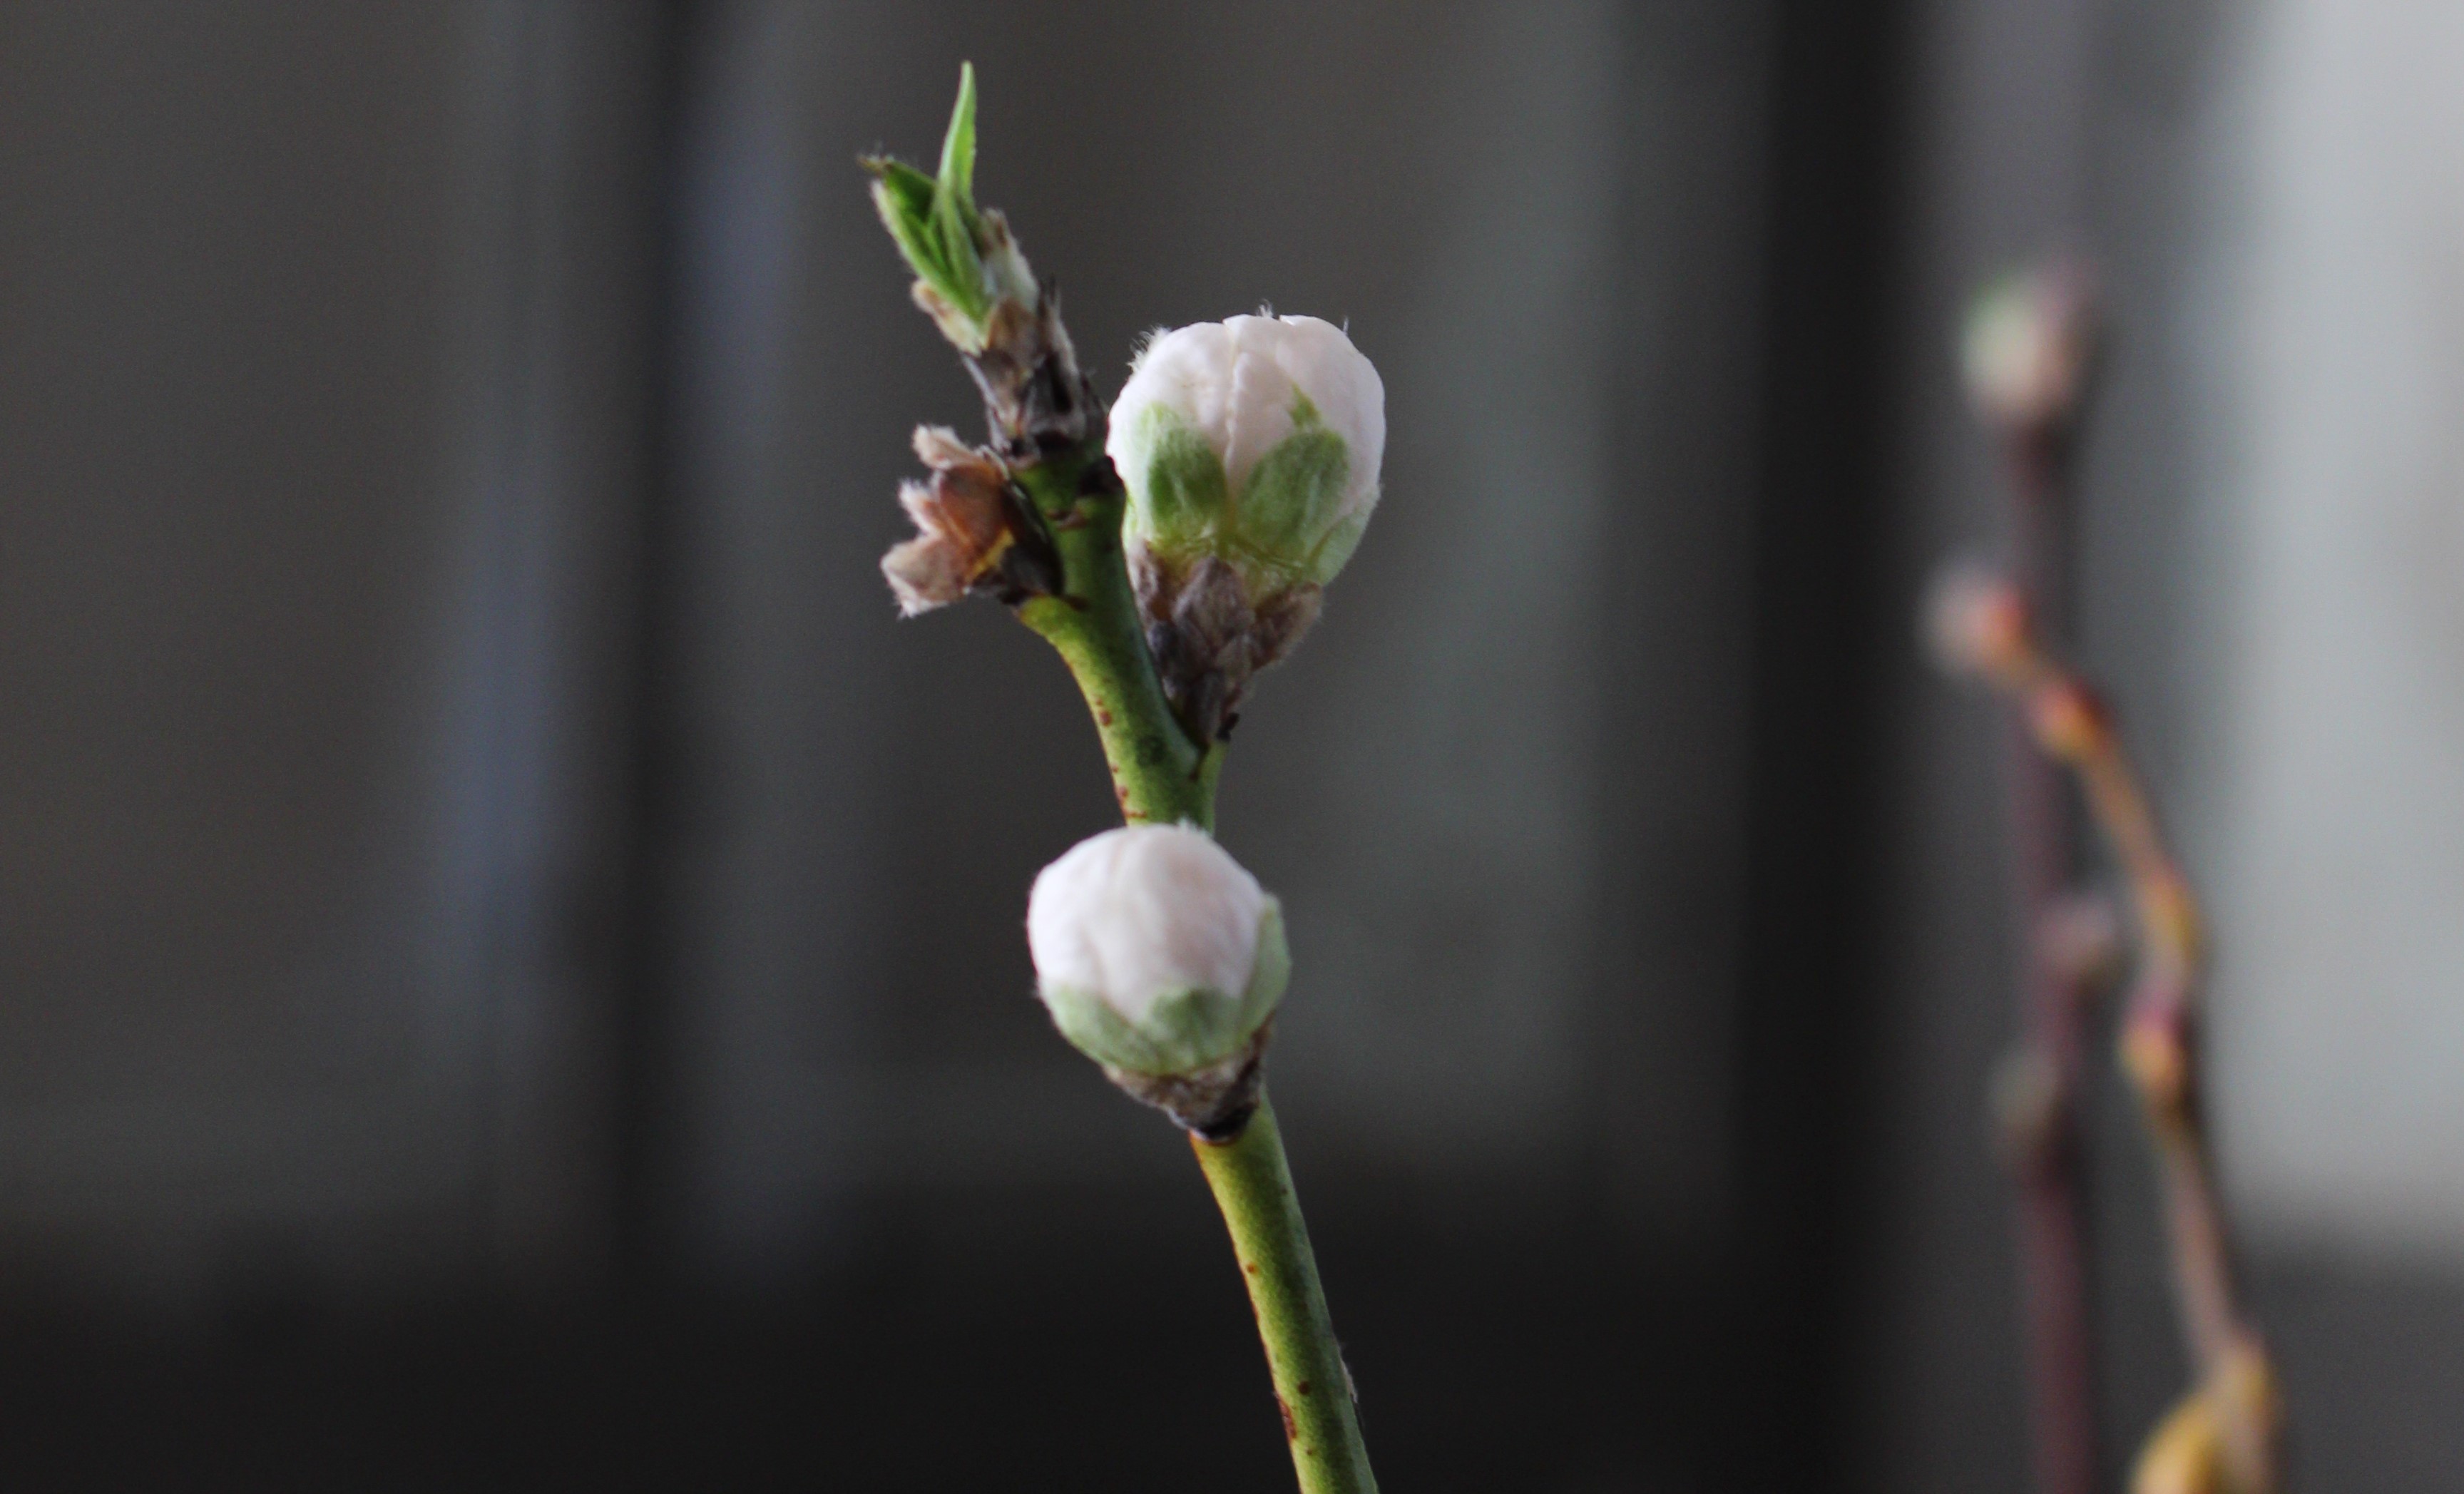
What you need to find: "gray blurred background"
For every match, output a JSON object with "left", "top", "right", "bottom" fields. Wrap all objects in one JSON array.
[{"left": 0, "top": 1, "right": 2455, "bottom": 1489}]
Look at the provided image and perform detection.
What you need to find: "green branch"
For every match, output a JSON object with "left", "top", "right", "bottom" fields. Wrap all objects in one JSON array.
[
  {"left": 869, "top": 65, "right": 1370, "bottom": 1494},
  {"left": 1190, "top": 1095, "right": 1379, "bottom": 1494},
  {"left": 1011, "top": 454, "right": 1222, "bottom": 830}
]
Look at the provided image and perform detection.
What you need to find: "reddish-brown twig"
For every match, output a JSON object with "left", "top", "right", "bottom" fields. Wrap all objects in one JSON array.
[
  {"left": 1962, "top": 258, "right": 2107, "bottom": 1494},
  {"left": 1933, "top": 572, "right": 2284, "bottom": 1494}
]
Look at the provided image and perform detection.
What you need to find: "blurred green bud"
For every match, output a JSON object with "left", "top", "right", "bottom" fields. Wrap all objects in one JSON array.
[
  {"left": 1961, "top": 255, "right": 2096, "bottom": 439},
  {"left": 1026, "top": 824, "right": 1289, "bottom": 1083}
]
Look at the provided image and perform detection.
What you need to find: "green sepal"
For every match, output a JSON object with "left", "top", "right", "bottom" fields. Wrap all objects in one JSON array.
[
  {"left": 1122, "top": 406, "right": 1233, "bottom": 548},
  {"left": 1234, "top": 421, "right": 1351, "bottom": 582},
  {"left": 1120, "top": 401, "right": 1369, "bottom": 590},
  {"left": 1304, "top": 507, "right": 1371, "bottom": 583},
  {"left": 1040, "top": 901, "right": 1289, "bottom": 1076}
]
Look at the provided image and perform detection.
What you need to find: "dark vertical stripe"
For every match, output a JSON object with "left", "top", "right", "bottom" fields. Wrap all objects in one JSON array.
[
  {"left": 1731, "top": 1, "right": 1912, "bottom": 1488},
  {"left": 610, "top": 0, "right": 717, "bottom": 1296}
]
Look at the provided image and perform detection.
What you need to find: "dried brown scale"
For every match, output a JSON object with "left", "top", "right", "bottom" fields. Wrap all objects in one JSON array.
[
  {"left": 1132, "top": 551, "right": 1324, "bottom": 747},
  {"left": 949, "top": 280, "right": 1091, "bottom": 456}
]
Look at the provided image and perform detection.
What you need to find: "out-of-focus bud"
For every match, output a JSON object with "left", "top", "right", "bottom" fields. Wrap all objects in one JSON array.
[
  {"left": 2132, "top": 1388, "right": 2226, "bottom": 1494},
  {"left": 1026, "top": 824, "right": 1290, "bottom": 1134},
  {"left": 1924, "top": 560, "right": 2035, "bottom": 682},
  {"left": 1106, "top": 314, "right": 1385, "bottom": 742},
  {"left": 2137, "top": 869, "right": 2205, "bottom": 972},
  {"left": 2028, "top": 677, "right": 2110, "bottom": 761},
  {"left": 881, "top": 425, "right": 1058, "bottom": 615},
  {"left": 2131, "top": 1340, "right": 2281, "bottom": 1494},
  {"left": 2120, "top": 1003, "right": 2193, "bottom": 1125},
  {"left": 2037, "top": 891, "right": 2125, "bottom": 993},
  {"left": 1988, "top": 1044, "right": 2065, "bottom": 1173},
  {"left": 2209, "top": 1338, "right": 2284, "bottom": 1494},
  {"left": 1961, "top": 255, "right": 2098, "bottom": 440}
]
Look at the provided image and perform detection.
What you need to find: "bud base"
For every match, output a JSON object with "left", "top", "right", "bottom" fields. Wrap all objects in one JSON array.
[
  {"left": 1133, "top": 551, "right": 1321, "bottom": 745},
  {"left": 1102, "top": 1023, "right": 1271, "bottom": 1140}
]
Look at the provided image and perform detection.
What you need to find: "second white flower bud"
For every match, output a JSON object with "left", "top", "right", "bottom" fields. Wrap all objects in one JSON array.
[{"left": 1026, "top": 824, "right": 1289, "bottom": 1082}]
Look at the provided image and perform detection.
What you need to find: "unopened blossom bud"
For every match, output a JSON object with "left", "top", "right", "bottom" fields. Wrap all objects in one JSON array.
[
  {"left": 1961, "top": 255, "right": 2097, "bottom": 439},
  {"left": 1026, "top": 824, "right": 1289, "bottom": 1133},
  {"left": 1110, "top": 314, "right": 1385, "bottom": 590},
  {"left": 1105, "top": 313, "right": 1385, "bottom": 742}
]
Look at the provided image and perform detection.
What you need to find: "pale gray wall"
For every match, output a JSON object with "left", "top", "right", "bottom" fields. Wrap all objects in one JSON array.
[
  {"left": 1866, "top": 0, "right": 2464, "bottom": 1489},
  {"left": 2189, "top": 0, "right": 2464, "bottom": 1261}
]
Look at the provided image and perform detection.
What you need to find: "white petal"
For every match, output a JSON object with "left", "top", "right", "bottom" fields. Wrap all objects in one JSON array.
[
  {"left": 1111, "top": 312, "right": 1385, "bottom": 513},
  {"left": 1026, "top": 824, "right": 1267, "bottom": 1025}
]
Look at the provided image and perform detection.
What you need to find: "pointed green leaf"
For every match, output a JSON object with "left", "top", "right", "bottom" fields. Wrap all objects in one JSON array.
[
  {"left": 867, "top": 157, "right": 938, "bottom": 234},
  {"left": 864, "top": 158, "right": 951, "bottom": 288},
  {"left": 937, "top": 62, "right": 978, "bottom": 211},
  {"left": 929, "top": 63, "right": 986, "bottom": 319}
]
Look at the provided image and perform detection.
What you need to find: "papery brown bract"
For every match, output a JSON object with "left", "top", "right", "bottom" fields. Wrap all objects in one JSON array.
[{"left": 879, "top": 424, "right": 1059, "bottom": 615}]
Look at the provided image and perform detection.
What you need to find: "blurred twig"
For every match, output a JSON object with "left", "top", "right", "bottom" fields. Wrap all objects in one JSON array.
[
  {"left": 1960, "top": 257, "right": 2107, "bottom": 1494},
  {"left": 1931, "top": 564, "right": 2285, "bottom": 1494}
]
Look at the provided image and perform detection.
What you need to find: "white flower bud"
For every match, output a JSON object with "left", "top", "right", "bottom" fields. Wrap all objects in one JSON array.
[
  {"left": 1108, "top": 313, "right": 1385, "bottom": 591},
  {"left": 1103, "top": 314, "right": 1384, "bottom": 742},
  {"left": 1026, "top": 824, "right": 1289, "bottom": 1078}
]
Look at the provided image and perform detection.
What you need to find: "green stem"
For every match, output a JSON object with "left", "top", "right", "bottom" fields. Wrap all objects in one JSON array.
[
  {"left": 1013, "top": 453, "right": 1221, "bottom": 829},
  {"left": 1191, "top": 1093, "right": 1378, "bottom": 1494},
  {"left": 1011, "top": 450, "right": 1364, "bottom": 1492}
]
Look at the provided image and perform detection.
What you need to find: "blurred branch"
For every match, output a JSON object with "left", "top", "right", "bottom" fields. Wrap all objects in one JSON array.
[
  {"left": 1961, "top": 256, "right": 2107, "bottom": 1494},
  {"left": 1930, "top": 561, "right": 2285, "bottom": 1494}
]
